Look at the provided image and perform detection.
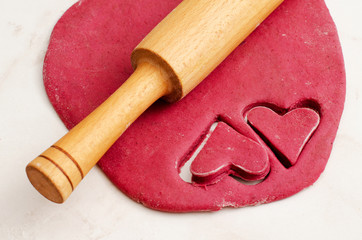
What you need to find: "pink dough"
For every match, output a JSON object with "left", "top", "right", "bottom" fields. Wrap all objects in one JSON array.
[
  {"left": 246, "top": 107, "right": 320, "bottom": 167},
  {"left": 190, "top": 122, "right": 270, "bottom": 185},
  {"left": 44, "top": 0, "right": 345, "bottom": 212}
]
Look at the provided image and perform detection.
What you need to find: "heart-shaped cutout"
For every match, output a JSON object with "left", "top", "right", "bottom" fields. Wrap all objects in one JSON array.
[
  {"left": 190, "top": 122, "right": 269, "bottom": 185},
  {"left": 247, "top": 106, "right": 320, "bottom": 167}
]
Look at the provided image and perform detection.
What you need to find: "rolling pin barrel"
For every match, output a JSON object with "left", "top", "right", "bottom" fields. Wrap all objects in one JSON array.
[{"left": 26, "top": 0, "right": 283, "bottom": 203}]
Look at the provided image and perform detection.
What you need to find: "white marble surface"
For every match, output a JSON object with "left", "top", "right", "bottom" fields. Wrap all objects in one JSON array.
[{"left": 1, "top": 0, "right": 362, "bottom": 239}]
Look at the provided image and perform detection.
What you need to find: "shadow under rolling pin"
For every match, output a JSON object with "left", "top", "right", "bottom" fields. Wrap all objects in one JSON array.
[{"left": 26, "top": 0, "right": 284, "bottom": 203}]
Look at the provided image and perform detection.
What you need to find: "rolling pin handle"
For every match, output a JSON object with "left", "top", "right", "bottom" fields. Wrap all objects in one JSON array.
[{"left": 26, "top": 62, "right": 171, "bottom": 203}]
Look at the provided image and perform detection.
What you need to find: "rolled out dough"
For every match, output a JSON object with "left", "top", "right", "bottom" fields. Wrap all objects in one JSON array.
[{"left": 44, "top": 0, "right": 345, "bottom": 212}]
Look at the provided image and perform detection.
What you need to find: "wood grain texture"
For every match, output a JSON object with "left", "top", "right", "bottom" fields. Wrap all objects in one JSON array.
[
  {"left": 26, "top": 0, "right": 283, "bottom": 203},
  {"left": 27, "top": 62, "right": 170, "bottom": 202},
  {"left": 133, "top": 0, "right": 284, "bottom": 102}
]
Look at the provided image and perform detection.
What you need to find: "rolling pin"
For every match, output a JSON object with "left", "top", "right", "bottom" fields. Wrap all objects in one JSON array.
[{"left": 26, "top": 0, "right": 284, "bottom": 203}]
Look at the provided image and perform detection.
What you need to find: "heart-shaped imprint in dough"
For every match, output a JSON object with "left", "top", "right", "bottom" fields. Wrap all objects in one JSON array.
[
  {"left": 190, "top": 122, "right": 270, "bottom": 185},
  {"left": 247, "top": 106, "right": 320, "bottom": 168}
]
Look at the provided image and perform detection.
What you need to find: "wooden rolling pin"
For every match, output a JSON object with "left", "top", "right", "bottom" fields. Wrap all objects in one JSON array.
[{"left": 26, "top": 0, "right": 284, "bottom": 203}]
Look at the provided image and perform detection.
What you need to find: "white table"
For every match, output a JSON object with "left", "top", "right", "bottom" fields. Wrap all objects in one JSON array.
[{"left": 1, "top": 0, "right": 361, "bottom": 239}]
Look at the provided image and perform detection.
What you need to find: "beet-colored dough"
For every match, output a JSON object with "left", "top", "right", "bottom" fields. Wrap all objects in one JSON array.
[
  {"left": 246, "top": 107, "right": 320, "bottom": 168},
  {"left": 44, "top": 0, "right": 345, "bottom": 212},
  {"left": 190, "top": 122, "right": 270, "bottom": 185}
]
